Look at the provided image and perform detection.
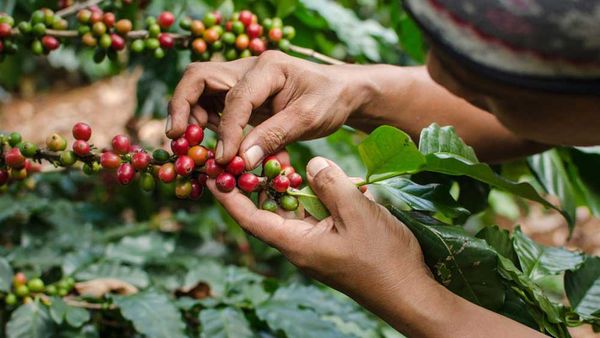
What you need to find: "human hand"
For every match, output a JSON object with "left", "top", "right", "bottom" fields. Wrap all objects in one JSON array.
[
  {"left": 167, "top": 51, "right": 375, "bottom": 169},
  {"left": 207, "top": 156, "right": 432, "bottom": 299}
]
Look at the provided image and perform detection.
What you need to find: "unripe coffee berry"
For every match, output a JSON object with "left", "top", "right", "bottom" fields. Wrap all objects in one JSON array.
[
  {"left": 222, "top": 32, "right": 235, "bottom": 45},
  {"left": 60, "top": 151, "right": 77, "bottom": 166},
  {"left": 184, "top": 124, "right": 204, "bottom": 146},
  {"left": 131, "top": 152, "right": 151, "bottom": 171},
  {"left": 171, "top": 138, "right": 189, "bottom": 156},
  {"left": 8, "top": 132, "right": 22, "bottom": 147},
  {"left": 238, "top": 173, "right": 259, "bottom": 193},
  {"left": 188, "top": 146, "right": 209, "bottom": 166},
  {"left": 72, "top": 140, "right": 90, "bottom": 156},
  {"left": 77, "top": 9, "right": 92, "bottom": 24},
  {"left": 272, "top": 175, "right": 290, "bottom": 193},
  {"left": 140, "top": 172, "right": 156, "bottom": 192},
  {"left": 112, "top": 135, "right": 131, "bottom": 155},
  {"left": 72, "top": 122, "right": 92, "bottom": 141},
  {"left": 145, "top": 38, "right": 160, "bottom": 50},
  {"left": 175, "top": 155, "right": 195, "bottom": 176},
  {"left": 175, "top": 177, "right": 193, "bottom": 199},
  {"left": 288, "top": 172, "right": 303, "bottom": 188},
  {"left": 264, "top": 159, "right": 281, "bottom": 178},
  {"left": 5, "top": 148, "right": 26, "bottom": 168},
  {"left": 283, "top": 26, "right": 296, "bottom": 39},
  {"left": 15, "top": 285, "right": 29, "bottom": 297},
  {"left": 5, "top": 293, "right": 16, "bottom": 306},
  {"left": 27, "top": 278, "right": 45, "bottom": 293},
  {"left": 189, "top": 181, "right": 203, "bottom": 200},
  {"left": 115, "top": 19, "right": 132, "bottom": 35},
  {"left": 280, "top": 195, "right": 299, "bottom": 211},
  {"left": 262, "top": 199, "right": 278, "bottom": 212},
  {"left": 10, "top": 168, "right": 27, "bottom": 181},
  {"left": 205, "top": 158, "right": 223, "bottom": 178},
  {"left": 100, "top": 151, "right": 121, "bottom": 169},
  {"left": 190, "top": 20, "right": 205, "bottom": 36},
  {"left": 0, "top": 169, "right": 8, "bottom": 186},
  {"left": 235, "top": 34, "right": 249, "bottom": 50},
  {"left": 158, "top": 163, "right": 176, "bottom": 183},
  {"left": 99, "top": 34, "right": 112, "bottom": 49},
  {"left": 158, "top": 33, "right": 174, "bottom": 49},
  {"left": 19, "top": 142, "right": 38, "bottom": 158},
  {"left": 82, "top": 33, "right": 97, "bottom": 47},
  {"left": 203, "top": 12, "right": 217, "bottom": 27},
  {"left": 203, "top": 28, "right": 219, "bottom": 44},
  {"left": 216, "top": 172, "right": 236, "bottom": 192},
  {"left": 191, "top": 38, "right": 207, "bottom": 54},
  {"left": 131, "top": 39, "right": 145, "bottom": 53},
  {"left": 152, "top": 149, "right": 170, "bottom": 163},
  {"left": 232, "top": 21, "right": 245, "bottom": 35},
  {"left": 158, "top": 11, "right": 175, "bottom": 29},
  {"left": 92, "top": 21, "right": 107, "bottom": 36},
  {"left": 116, "top": 163, "right": 135, "bottom": 185}
]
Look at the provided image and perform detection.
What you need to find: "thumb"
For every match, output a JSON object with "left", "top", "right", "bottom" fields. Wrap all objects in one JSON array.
[{"left": 306, "top": 157, "right": 367, "bottom": 222}]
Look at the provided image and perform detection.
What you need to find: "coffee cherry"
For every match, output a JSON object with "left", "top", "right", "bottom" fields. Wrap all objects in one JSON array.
[
  {"left": 60, "top": 151, "right": 77, "bottom": 166},
  {"left": 158, "top": 33, "right": 174, "bottom": 49},
  {"left": 288, "top": 172, "right": 303, "bottom": 188},
  {"left": 7, "top": 132, "right": 20, "bottom": 146},
  {"left": 5, "top": 148, "right": 25, "bottom": 168},
  {"left": 203, "top": 28, "right": 219, "bottom": 44},
  {"left": 77, "top": 9, "right": 92, "bottom": 24},
  {"left": 52, "top": 17, "right": 68, "bottom": 30},
  {"left": 25, "top": 160, "right": 42, "bottom": 174},
  {"left": 0, "top": 169, "right": 8, "bottom": 186},
  {"left": 41, "top": 35, "right": 59, "bottom": 51},
  {"left": 249, "top": 38, "right": 266, "bottom": 55},
  {"left": 12, "top": 272, "right": 26, "bottom": 287},
  {"left": 131, "top": 152, "right": 151, "bottom": 171},
  {"left": 171, "top": 138, "right": 189, "bottom": 156},
  {"left": 216, "top": 172, "right": 236, "bottom": 192},
  {"left": 92, "top": 21, "right": 107, "bottom": 36},
  {"left": 32, "top": 23, "right": 46, "bottom": 37},
  {"left": 103, "top": 12, "right": 115, "bottom": 28},
  {"left": 197, "top": 173, "right": 208, "bottom": 186},
  {"left": 27, "top": 278, "right": 44, "bottom": 293},
  {"left": 272, "top": 175, "right": 290, "bottom": 193},
  {"left": 148, "top": 23, "right": 161, "bottom": 38},
  {"left": 205, "top": 158, "right": 223, "bottom": 178},
  {"left": 203, "top": 12, "right": 217, "bottom": 27},
  {"left": 0, "top": 40, "right": 4, "bottom": 54},
  {"left": 158, "top": 11, "right": 175, "bottom": 29},
  {"left": 0, "top": 23, "right": 11, "bottom": 38},
  {"left": 281, "top": 165, "right": 295, "bottom": 176},
  {"left": 224, "top": 48, "right": 238, "bottom": 61},
  {"left": 226, "top": 156, "right": 245, "bottom": 176},
  {"left": 152, "top": 149, "right": 170, "bottom": 163},
  {"left": 9, "top": 168, "right": 27, "bottom": 181},
  {"left": 191, "top": 38, "right": 207, "bottom": 54},
  {"left": 264, "top": 159, "right": 281, "bottom": 178},
  {"left": 31, "top": 10, "right": 45, "bottom": 25},
  {"left": 189, "top": 180, "right": 203, "bottom": 200},
  {"left": 280, "top": 195, "right": 299, "bottom": 211},
  {"left": 158, "top": 163, "right": 176, "bottom": 183},
  {"left": 31, "top": 40, "right": 44, "bottom": 55},
  {"left": 238, "top": 173, "right": 259, "bottom": 193},
  {"left": 15, "top": 285, "right": 29, "bottom": 298},
  {"left": 5, "top": 293, "right": 16, "bottom": 306},
  {"left": 100, "top": 151, "right": 121, "bottom": 169},
  {"left": 83, "top": 162, "right": 100, "bottom": 175},
  {"left": 283, "top": 26, "right": 296, "bottom": 40},
  {"left": 262, "top": 199, "right": 278, "bottom": 212},
  {"left": 232, "top": 21, "right": 245, "bottom": 35},
  {"left": 140, "top": 172, "right": 156, "bottom": 192},
  {"left": 188, "top": 145, "right": 209, "bottom": 166},
  {"left": 72, "top": 140, "right": 90, "bottom": 156},
  {"left": 175, "top": 177, "right": 193, "bottom": 199},
  {"left": 235, "top": 34, "right": 249, "bottom": 50},
  {"left": 278, "top": 39, "right": 291, "bottom": 52},
  {"left": 117, "top": 163, "right": 135, "bottom": 185},
  {"left": 268, "top": 28, "right": 283, "bottom": 42},
  {"left": 18, "top": 22, "right": 32, "bottom": 34},
  {"left": 131, "top": 39, "right": 145, "bottom": 53},
  {"left": 112, "top": 135, "right": 131, "bottom": 155},
  {"left": 143, "top": 38, "right": 158, "bottom": 51},
  {"left": 72, "top": 122, "right": 92, "bottom": 141},
  {"left": 175, "top": 155, "right": 195, "bottom": 176},
  {"left": 190, "top": 20, "right": 205, "bottom": 36},
  {"left": 82, "top": 33, "right": 98, "bottom": 47},
  {"left": 239, "top": 10, "right": 253, "bottom": 27},
  {"left": 184, "top": 124, "right": 204, "bottom": 146},
  {"left": 246, "top": 23, "right": 262, "bottom": 39},
  {"left": 179, "top": 17, "right": 192, "bottom": 30},
  {"left": 222, "top": 32, "right": 235, "bottom": 45},
  {"left": 18, "top": 142, "right": 37, "bottom": 158},
  {"left": 46, "top": 285, "right": 57, "bottom": 296},
  {"left": 272, "top": 18, "right": 283, "bottom": 28},
  {"left": 111, "top": 34, "right": 126, "bottom": 51}
]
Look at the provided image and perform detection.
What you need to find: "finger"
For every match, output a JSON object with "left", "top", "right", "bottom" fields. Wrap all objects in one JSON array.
[
  {"left": 207, "top": 180, "right": 306, "bottom": 251},
  {"left": 216, "top": 54, "right": 287, "bottom": 165},
  {"left": 167, "top": 64, "right": 206, "bottom": 139},
  {"left": 306, "top": 157, "right": 368, "bottom": 223},
  {"left": 349, "top": 177, "right": 368, "bottom": 194},
  {"left": 239, "top": 107, "right": 305, "bottom": 169},
  {"left": 191, "top": 105, "right": 208, "bottom": 126}
]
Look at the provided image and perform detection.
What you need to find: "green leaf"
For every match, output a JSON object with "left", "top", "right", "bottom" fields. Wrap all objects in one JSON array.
[
  {"left": 391, "top": 208, "right": 505, "bottom": 310},
  {"left": 565, "top": 257, "right": 600, "bottom": 319},
  {"left": 75, "top": 262, "right": 149, "bottom": 288},
  {"left": 295, "top": 186, "right": 330, "bottom": 220},
  {"left": 419, "top": 123, "right": 478, "bottom": 163},
  {"left": 65, "top": 306, "right": 90, "bottom": 328},
  {"left": 475, "top": 225, "right": 517, "bottom": 264},
  {"left": 377, "top": 177, "right": 470, "bottom": 219},
  {"left": 50, "top": 297, "right": 68, "bottom": 324},
  {"left": 513, "top": 227, "right": 584, "bottom": 281},
  {"left": 358, "top": 126, "right": 425, "bottom": 182},
  {"left": 276, "top": 0, "right": 298, "bottom": 18},
  {"left": 199, "top": 307, "right": 255, "bottom": 338},
  {"left": 114, "top": 290, "right": 186, "bottom": 338},
  {"left": 0, "top": 256, "right": 13, "bottom": 292},
  {"left": 105, "top": 233, "right": 175, "bottom": 265},
  {"left": 6, "top": 301, "right": 55, "bottom": 338}
]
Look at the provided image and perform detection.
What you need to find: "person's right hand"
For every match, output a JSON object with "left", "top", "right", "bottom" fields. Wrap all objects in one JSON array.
[{"left": 166, "top": 51, "right": 374, "bottom": 169}]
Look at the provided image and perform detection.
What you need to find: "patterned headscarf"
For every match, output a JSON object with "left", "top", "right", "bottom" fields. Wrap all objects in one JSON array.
[{"left": 404, "top": 0, "right": 600, "bottom": 94}]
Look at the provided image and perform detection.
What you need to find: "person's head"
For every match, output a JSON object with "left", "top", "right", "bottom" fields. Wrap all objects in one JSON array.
[{"left": 405, "top": 0, "right": 600, "bottom": 146}]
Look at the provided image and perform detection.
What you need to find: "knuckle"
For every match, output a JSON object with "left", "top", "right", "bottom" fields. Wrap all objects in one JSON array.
[
  {"left": 314, "top": 168, "right": 338, "bottom": 192},
  {"left": 261, "top": 127, "right": 288, "bottom": 152},
  {"left": 184, "top": 62, "right": 202, "bottom": 75},
  {"left": 225, "top": 83, "right": 251, "bottom": 106},
  {"left": 258, "top": 50, "right": 283, "bottom": 63}
]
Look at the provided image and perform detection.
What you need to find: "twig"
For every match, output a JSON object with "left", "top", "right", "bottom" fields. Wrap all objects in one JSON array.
[
  {"left": 56, "top": 0, "right": 106, "bottom": 17},
  {"left": 289, "top": 45, "right": 346, "bottom": 65},
  {"left": 64, "top": 297, "right": 117, "bottom": 310}
]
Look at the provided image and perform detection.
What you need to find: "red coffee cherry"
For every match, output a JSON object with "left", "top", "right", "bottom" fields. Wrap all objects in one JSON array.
[
  {"left": 42, "top": 36, "right": 60, "bottom": 51},
  {"left": 112, "top": 135, "right": 131, "bottom": 155},
  {"left": 115, "top": 19, "right": 132, "bottom": 35},
  {"left": 184, "top": 124, "right": 204, "bottom": 146},
  {"left": 111, "top": 33, "right": 126, "bottom": 50},
  {"left": 197, "top": 173, "right": 208, "bottom": 187},
  {"left": 203, "top": 28, "right": 219, "bottom": 44},
  {"left": 158, "top": 11, "right": 175, "bottom": 29},
  {"left": 238, "top": 10, "right": 253, "bottom": 27},
  {"left": 131, "top": 152, "right": 151, "bottom": 171},
  {"left": 100, "top": 151, "right": 121, "bottom": 169},
  {"left": 89, "top": 10, "right": 102, "bottom": 24},
  {"left": 207, "top": 149, "right": 215, "bottom": 159},
  {"left": 215, "top": 172, "right": 236, "bottom": 192},
  {"left": 158, "top": 163, "right": 176, "bottom": 183},
  {"left": 103, "top": 12, "right": 115, "bottom": 27},
  {"left": 0, "top": 23, "right": 12, "bottom": 38},
  {"left": 246, "top": 23, "right": 262, "bottom": 39},
  {"left": 288, "top": 172, "right": 303, "bottom": 188},
  {"left": 117, "top": 163, "right": 135, "bottom": 185},
  {"left": 175, "top": 155, "right": 195, "bottom": 176},
  {"left": 72, "top": 122, "right": 92, "bottom": 141},
  {"left": 268, "top": 27, "right": 283, "bottom": 42},
  {"left": 235, "top": 34, "right": 249, "bottom": 50},
  {"left": 272, "top": 175, "right": 290, "bottom": 193},
  {"left": 205, "top": 158, "right": 223, "bottom": 178},
  {"left": 281, "top": 164, "right": 295, "bottom": 176},
  {"left": 158, "top": 33, "right": 174, "bottom": 49},
  {"left": 72, "top": 140, "right": 90, "bottom": 156},
  {"left": 249, "top": 38, "right": 266, "bottom": 55},
  {"left": 188, "top": 146, "right": 209, "bottom": 166},
  {"left": 129, "top": 144, "right": 144, "bottom": 153},
  {"left": 5, "top": 148, "right": 25, "bottom": 169},
  {"left": 238, "top": 173, "right": 259, "bottom": 193},
  {"left": 189, "top": 180, "right": 203, "bottom": 200},
  {"left": 212, "top": 11, "right": 222, "bottom": 25},
  {"left": 225, "top": 156, "right": 245, "bottom": 176},
  {"left": 25, "top": 160, "right": 42, "bottom": 174},
  {"left": 0, "top": 169, "right": 8, "bottom": 186},
  {"left": 191, "top": 38, "right": 207, "bottom": 54},
  {"left": 171, "top": 138, "right": 189, "bottom": 156}
]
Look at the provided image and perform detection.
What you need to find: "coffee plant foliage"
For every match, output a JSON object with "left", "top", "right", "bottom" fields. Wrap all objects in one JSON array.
[{"left": 1, "top": 1, "right": 600, "bottom": 338}]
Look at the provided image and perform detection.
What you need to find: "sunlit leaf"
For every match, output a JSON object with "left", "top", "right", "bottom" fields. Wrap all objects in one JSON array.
[{"left": 565, "top": 257, "right": 600, "bottom": 319}]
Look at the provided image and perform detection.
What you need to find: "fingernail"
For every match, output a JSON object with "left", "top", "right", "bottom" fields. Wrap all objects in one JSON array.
[
  {"left": 307, "top": 157, "right": 329, "bottom": 177},
  {"left": 216, "top": 140, "right": 224, "bottom": 160},
  {"left": 189, "top": 116, "right": 199, "bottom": 125},
  {"left": 244, "top": 145, "right": 264, "bottom": 167},
  {"left": 165, "top": 115, "right": 172, "bottom": 133}
]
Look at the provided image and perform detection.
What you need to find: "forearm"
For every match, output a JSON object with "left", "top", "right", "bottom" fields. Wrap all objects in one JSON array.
[{"left": 345, "top": 65, "right": 548, "bottom": 163}]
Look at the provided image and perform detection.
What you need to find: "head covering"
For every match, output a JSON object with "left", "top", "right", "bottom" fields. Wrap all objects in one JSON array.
[{"left": 404, "top": 0, "right": 600, "bottom": 95}]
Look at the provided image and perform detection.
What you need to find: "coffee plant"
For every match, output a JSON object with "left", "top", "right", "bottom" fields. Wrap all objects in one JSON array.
[{"left": 1, "top": 1, "right": 600, "bottom": 338}]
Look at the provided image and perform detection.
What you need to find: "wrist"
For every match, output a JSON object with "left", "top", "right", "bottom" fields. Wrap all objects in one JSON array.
[{"left": 327, "top": 64, "right": 381, "bottom": 124}]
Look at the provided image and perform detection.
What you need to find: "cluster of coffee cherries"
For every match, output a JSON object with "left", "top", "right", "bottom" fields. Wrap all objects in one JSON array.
[
  {"left": 2, "top": 272, "right": 75, "bottom": 307},
  {"left": 14, "top": 9, "right": 68, "bottom": 55},
  {"left": 75, "top": 6, "right": 134, "bottom": 62},
  {"left": 0, "top": 14, "right": 18, "bottom": 61},
  {"left": 1, "top": 122, "right": 304, "bottom": 211}
]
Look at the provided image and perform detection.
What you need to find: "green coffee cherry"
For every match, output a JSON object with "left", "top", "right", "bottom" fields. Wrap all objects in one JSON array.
[
  {"left": 5, "top": 293, "right": 17, "bottom": 306},
  {"left": 272, "top": 18, "right": 283, "bottom": 28},
  {"left": 18, "top": 22, "right": 32, "bottom": 34},
  {"left": 31, "top": 40, "right": 44, "bottom": 55},
  {"left": 262, "top": 18, "right": 273, "bottom": 30},
  {"left": 152, "top": 149, "right": 170, "bottom": 163},
  {"left": 280, "top": 195, "right": 299, "bottom": 211},
  {"left": 8, "top": 132, "right": 21, "bottom": 147},
  {"left": 283, "top": 26, "right": 296, "bottom": 40},
  {"left": 222, "top": 32, "right": 235, "bottom": 45},
  {"left": 27, "top": 278, "right": 45, "bottom": 293},
  {"left": 99, "top": 34, "right": 112, "bottom": 49},
  {"left": 262, "top": 199, "right": 278, "bottom": 212},
  {"left": 19, "top": 142, "right": 38, "bottom": 158},
  {"left": 32, "top": 23, "right": 46, "bottom": 37},
  {"left": 140, "top": 172, "right": 156, "bottom": 192},
  {"left": 224, "top": 48, "right": 238, "bottom": 61},
  {"left": 148, "top": 24, "right": 161, "bottom": 38},
  {"left": 154, "top": 47, "right": 165, "bottom": 59},
  {"left": 31, "top": 10, "right": 45, "bottom": 25},
  {"left": 264, "top": 159, "right": 282, "bottom": 178},
  {"left": 278, "top": 39, "right": 291, "bottom": 51},
  {"left": 232, "top": 21, "right": 244, "bottom": 34},
  {"left": 15, "top": 285, "right": 29, "bottom": 297},
  {"left": 46, "top": 285, "right": 57, "bottom": 295},
  {"left": 131, "top": 39, "right": 145, "bottom": 53},
  {"left": 210, "top": 40, "right": 223, "bottom": 51},
  {"left": 145, "top": 38, "right": 160, "bottom": 50},
  {"left": 203, "top": 13, "right": 217, "bottom": 27},
  {"left": 60, "top": 151, "right": 77, "bottom": 167},
  {"left": 145, "top": 17, "right": 157, "bottom": 26},
  {"left": 179, "top": 17, "right": 192, "bottom": 30}
]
